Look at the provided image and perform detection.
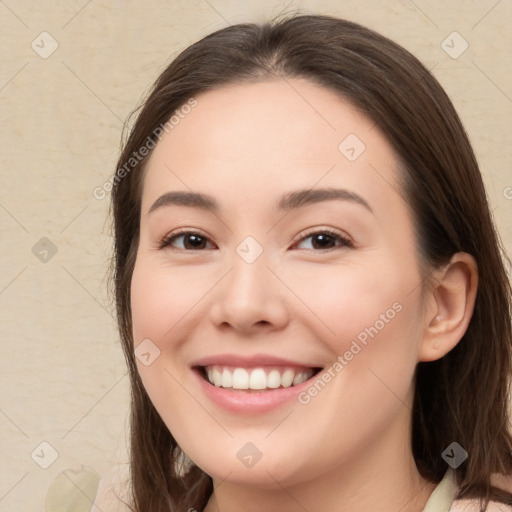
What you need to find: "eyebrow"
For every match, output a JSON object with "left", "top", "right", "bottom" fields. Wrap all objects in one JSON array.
[
  {"left": 148, "top": 190, "right": 217, "bottom": 214},
  {"left": 147, "top": 187, "right": 373, "bottom": 215},
  {"left": 278, "top": 188, "right": 373, "bottom": 213}
]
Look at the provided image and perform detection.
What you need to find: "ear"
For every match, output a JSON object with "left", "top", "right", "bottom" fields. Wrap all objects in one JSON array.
[{"left": 418, "top": 252, "right": 478, "bottom": 362}]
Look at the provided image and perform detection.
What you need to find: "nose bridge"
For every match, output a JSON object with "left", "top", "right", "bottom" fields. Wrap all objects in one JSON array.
[
  {"left": 226, "top": 237, "right": 272, "bottom": 312},
  {"left": 231, "top": 243, "right": 268, "bottom": 298},
  {"left": 210, "top": 235, "right": 289, "bottom": 331}
]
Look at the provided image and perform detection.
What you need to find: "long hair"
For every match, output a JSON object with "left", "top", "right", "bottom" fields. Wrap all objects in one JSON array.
[{"left": 109, "top": 13, "right": 512, "bottom": 511}]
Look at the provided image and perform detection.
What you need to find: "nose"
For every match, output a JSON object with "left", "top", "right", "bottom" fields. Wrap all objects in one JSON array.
[{"left": 209, "top": 250, "right": 290, "bottom": 334}]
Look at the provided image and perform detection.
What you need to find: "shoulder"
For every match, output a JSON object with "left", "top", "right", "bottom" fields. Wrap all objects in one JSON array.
[
  {"left": 90, "top": 463, "right": 132, "bottom": 512},
  {"left": 450, "top": 472, "right": 512, "bottom": 512}
]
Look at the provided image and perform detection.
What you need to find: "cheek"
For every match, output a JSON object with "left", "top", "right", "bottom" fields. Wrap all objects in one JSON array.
[
  {"left": 130, "top": 257, "right": 211, "bottom": 344},
  {"left": 284, "top": 257, "right": 425, "bottom": 416},
  {"left": 131, "top": 263, "right": 172, "bottom": 344},
  {"left": 129, "top": 257, "right": 218, "bottom": 410},
  {"left": 129, "top": 259, "right": 194, "bottom": 432},
  {"left": 284, "top": 258, "right": 421, "bottom": 355},
  {"left": 130, "top": 259, "right": 184, "bottom": 392},
  {"left": 289, "top": 268, "right": 423, "bottom": 468}
]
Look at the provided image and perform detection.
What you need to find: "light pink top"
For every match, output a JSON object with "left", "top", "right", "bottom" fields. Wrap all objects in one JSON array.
[{"left": 422, "top": 468, "right": 512, "bottom": 512}]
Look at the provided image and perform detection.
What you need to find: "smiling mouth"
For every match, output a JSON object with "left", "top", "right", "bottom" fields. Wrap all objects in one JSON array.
[{"left": 194, "top": 365, "right": 323, "bottom": 392}]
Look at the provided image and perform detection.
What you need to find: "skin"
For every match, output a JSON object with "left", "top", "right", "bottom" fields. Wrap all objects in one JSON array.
[{"left": 130, "top": 78, "right": 478, "bottom": 512}]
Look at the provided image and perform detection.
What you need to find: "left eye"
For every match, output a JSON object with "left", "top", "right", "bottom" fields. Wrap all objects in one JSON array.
[{"left": 293, "top": 230, "right": 353, "bottom": 250}]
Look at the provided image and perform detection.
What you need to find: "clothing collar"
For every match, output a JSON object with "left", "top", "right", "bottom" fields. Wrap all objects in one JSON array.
[{"left": 422, "top": 469, "right": 459, "bottom": 512}]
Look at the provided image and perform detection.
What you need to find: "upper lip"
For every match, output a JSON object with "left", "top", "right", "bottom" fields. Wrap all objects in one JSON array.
[{"left": 191, "top": 353, "right": 322, "bottom": 369}]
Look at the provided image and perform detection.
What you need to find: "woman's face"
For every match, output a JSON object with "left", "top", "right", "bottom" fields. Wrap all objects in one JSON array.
[{"left": 131, "top": 78, "right": 431, "bottom": 488}]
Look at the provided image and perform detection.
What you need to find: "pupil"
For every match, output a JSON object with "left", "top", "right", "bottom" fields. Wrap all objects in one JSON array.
[
  {"left": 314, "top": 234, "right": 333, "bottom": 248},
  {"left": 187, "top": 235, "right": 204, "bottom": 249}
]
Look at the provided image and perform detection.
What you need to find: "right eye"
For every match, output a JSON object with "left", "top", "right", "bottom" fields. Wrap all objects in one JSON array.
[{"left": 158, "top": 230, "right": 216, "bottom": 251}]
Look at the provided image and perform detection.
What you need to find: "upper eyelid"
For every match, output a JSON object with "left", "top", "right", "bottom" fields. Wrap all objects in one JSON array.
[{"left": 293, "top": 227, "right": 352, "bottom": 243}]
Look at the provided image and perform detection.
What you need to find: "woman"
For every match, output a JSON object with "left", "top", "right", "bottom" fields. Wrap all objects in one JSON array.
[{"left": 92, "top": 13, "right": 512, "bottom": 512}]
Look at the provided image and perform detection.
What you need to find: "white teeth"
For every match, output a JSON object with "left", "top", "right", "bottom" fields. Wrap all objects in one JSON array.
[
  {"left": 281, "top": 369, "right": 295, "bottom": 388},
  {"left": 203, "top": 365, "right": 315, "bottom": 390},
  {"left": 212, "top": 367, "right": 222, "bottom": 386},
  {"left": 221, "top": 368, "right": 232, "bottom": 387},
  {"left": 232, "top": 368, "right": 249, "bottom": 389},
  {"left": 249, "top": 368, "right": 267, "bottom": 390},
  {"left": 292, "top": 371, "right": 306, "bottom": 386},
  {"left": 267, "top": 369, "right": 281, "bottom": 389}
]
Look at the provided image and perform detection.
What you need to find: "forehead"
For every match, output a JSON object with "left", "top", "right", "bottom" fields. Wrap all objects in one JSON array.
[
  {"left": 155, "top": 78, "right": 375, "bottom": 164},
  {"left": 140, "top": 77, "right": 407, "bottom": 221}
]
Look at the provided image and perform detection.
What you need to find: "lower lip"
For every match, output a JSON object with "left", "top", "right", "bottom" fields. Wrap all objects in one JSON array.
[{"left": 192, "top": 368, "right": 319, "bottom": 414}]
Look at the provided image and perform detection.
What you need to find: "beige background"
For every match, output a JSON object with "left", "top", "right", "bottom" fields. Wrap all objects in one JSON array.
[{"left": 0, "top": 0, "right": 511, "bottom": 510}]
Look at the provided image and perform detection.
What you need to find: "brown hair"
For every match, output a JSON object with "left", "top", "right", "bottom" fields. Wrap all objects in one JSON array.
[{"left": 109, "top": 13, "right": 512, "bottom": 512}]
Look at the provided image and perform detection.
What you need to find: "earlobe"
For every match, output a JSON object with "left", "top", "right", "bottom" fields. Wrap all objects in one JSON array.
[{"left": 418, "top": 252, "right": 478, "bottom": 362}]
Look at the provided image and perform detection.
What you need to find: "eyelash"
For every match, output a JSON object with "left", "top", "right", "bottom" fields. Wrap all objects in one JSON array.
[{"left": 157, "top": 228, "right": 354, "bottom": 252}]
